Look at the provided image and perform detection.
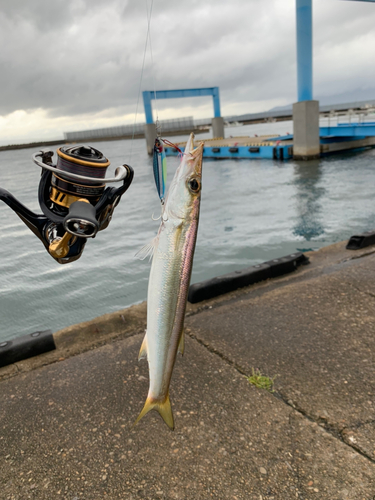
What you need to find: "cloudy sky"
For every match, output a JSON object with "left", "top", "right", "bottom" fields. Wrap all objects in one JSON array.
[{"left": 0, "top": 0, "right": 375, "bottom": 145}]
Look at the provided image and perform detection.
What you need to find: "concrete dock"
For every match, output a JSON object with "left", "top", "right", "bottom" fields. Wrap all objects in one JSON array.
[
  {"left": 1, "top": 240, "right": 375, "bottom": 499},
  {"left": 164, "top": 132, "right": 375, "bottom": 160},
  {"left": 164, "top": 135, "right": 294, "bottom": 160}
]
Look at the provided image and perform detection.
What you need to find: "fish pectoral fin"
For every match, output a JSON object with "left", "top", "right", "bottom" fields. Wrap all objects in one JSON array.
[
  {"left": 135, "top": 393, "right": 174, "bottom": 430},
  {"left": 138, "top": 333, "right": 148, "bottom": 361},
  {"left": 178, "top": 330, "right": 185, "bottom": 356},
  {"left": 135, "top": 235, "right": 159, "bottom": 261}
]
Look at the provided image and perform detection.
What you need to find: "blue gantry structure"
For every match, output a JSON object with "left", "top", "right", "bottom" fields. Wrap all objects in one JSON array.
[
  {"left": 142, "top": 87, "right": 221, "bottom": 125},
  {"left": 142, "top": 87, "right": 225, "bottom": 154}
]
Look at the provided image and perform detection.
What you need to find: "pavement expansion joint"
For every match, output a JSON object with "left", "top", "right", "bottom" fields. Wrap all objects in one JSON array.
[{"left": 187, "top": 328, "right": 375, "bottom": 466}]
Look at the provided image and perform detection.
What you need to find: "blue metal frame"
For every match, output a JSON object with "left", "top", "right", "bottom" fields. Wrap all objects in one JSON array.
[
  {"left": 320, "top": 124, "right": 375, "bottom": 137},
  {"left": 296, "top": 0, "right": 313, "bottom": 101},
  {"left": 142, "top": 87, "right": 221, "bottom": 124}
]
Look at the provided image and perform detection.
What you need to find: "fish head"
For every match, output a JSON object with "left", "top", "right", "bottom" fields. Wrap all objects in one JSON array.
[{"left": 164, "top": 134, "right": 203, "bottom": 221}]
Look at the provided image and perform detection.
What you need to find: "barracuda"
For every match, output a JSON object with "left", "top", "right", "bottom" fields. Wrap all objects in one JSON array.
[{"left": 136, "top": 133, "right": 204, "bottom": 430}]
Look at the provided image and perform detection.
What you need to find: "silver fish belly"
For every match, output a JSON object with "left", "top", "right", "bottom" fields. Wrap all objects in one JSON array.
[{"left": 136, "top": 134, "right": 204, "bottom": 429}]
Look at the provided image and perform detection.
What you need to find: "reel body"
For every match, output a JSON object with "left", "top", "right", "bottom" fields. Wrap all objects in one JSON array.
[{"left": 0, "top": 145, "right": 134, "bottom": 263}]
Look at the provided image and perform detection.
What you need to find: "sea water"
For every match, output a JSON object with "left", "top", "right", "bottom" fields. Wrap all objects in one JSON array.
[{"left": 0, "top": 121, "right": 375, "bottom": 342}]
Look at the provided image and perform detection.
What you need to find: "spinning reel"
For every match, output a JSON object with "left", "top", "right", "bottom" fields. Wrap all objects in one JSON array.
[{"left": 0, "top": 144, "right": 134, "bottom": 264}]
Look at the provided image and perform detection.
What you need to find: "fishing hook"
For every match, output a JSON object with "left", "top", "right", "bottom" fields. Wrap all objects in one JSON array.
[{"left": 152, "top": 212, "right": 162, "bottom": 221}]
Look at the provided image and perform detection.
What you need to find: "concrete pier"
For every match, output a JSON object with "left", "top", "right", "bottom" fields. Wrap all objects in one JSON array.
[
  {"left": 293, "top": 100, "right": 320, "bottom": 159},
  {"left": 1, "top": 240, "right": 375, "bottom": 498},
  {"left": 144, "top": 123, "right": 157, "bottom": 155},
  {"left": 212, "top": 116, "right": 225, "bottom": 139}
]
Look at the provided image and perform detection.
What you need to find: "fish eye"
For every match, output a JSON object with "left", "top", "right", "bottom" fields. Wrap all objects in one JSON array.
[{"left": 188, "top": 178, "right": 201, "bottom": 193}]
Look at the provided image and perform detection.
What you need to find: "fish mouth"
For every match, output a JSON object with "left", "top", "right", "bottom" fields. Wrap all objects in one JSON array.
[
  {"left": 186, "top": 133, "right": 204, "bottom": 156},
  {"left": 185, "top": 133, "right": 204, "bottom": 175},
  {"left": 186, "top": 132, "right": 195, "bottom": 153}
]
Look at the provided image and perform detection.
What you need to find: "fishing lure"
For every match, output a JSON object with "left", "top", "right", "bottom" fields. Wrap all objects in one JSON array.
[{"left": 153, "top": 138, "right": 167, "bottom": 204}]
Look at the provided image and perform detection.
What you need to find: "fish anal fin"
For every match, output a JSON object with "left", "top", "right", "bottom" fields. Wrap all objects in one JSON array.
[
  {"left": 138, "top": 333, "right": 148, "bottom": 361},
  {"left": 135, "top": 393, "right": 174, "bottom": 430},
  {"left": 178, "top": 330, "right": 185, "bottom": 356},
  {"left": 135, "top": 235, "right": 159, "bottom": 261}
]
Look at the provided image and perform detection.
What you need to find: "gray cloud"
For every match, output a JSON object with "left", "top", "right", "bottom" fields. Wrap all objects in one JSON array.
[{"left": 0, "top": 0, "right": 374, "bottom": 124}]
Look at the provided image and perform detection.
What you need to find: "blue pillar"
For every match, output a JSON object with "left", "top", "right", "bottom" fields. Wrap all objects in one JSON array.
[
  {"left": 142, "top": 91, "right": 154, "bottom": 124},
  {"left": 212, "top": 87, "right": 221, "bottom": 117},
  {"left": 296, "top": 0, "right": 313, "bottom": 101}
]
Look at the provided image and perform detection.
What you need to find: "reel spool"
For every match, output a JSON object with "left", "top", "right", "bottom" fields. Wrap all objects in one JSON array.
[
  {"left": 51, "top": 145, "right": 110, "bottom": 208},
  {"left": 0, "top": 144, "right": 134, "bottom": 263},
  {"left": 46, "top": 145, "right": 112, "bottom": 239}
]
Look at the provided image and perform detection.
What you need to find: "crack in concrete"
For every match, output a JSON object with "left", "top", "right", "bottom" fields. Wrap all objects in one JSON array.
[
  {"left": 273, "top": 388, "right": 375, "bottom": 466},
  {"left": 186, "top": 330, "right": 249, "bottom": 377},
  {"left": 187, "top": 330, "right": 375, "bottom": 466},
  {"left": 341, "top": 248, "right": 375, "bottom": 262},
  {"left": 350, "top": 418, "right": 375, "bottom": 430},
  {"left": 287, "top": 412, "right": 306, "bottom": 500},
  {"left": 342, "top": 279, "right": 375, "bottom": 301},
  {"left": 339, "top": 433, "right": 375, "bottom": 464}
]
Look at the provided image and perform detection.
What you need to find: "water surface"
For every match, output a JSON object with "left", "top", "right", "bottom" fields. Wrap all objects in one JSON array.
[{"left": 0, "top": 122, "right": 374, "bottom": 342}]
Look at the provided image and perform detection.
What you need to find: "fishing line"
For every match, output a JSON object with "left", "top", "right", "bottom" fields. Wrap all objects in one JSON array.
[
  {"left": 161, "top": 138, "right": 183, "bottom": 155},
  {"left": 129, "top": 0, "right": 155, "bottom": 162},
  {"left": 146, "top": 6, "right": 160, "bottom": 137}
]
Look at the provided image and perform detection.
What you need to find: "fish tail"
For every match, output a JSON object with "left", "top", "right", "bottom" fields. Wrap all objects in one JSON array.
[{"left": 135, "top": 393, "right": 174, "bottom": 430}]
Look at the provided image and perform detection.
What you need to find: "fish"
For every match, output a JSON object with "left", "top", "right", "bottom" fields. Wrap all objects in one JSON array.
[{"left": 136, "top": 133, "right": 204, "bottom": 430}]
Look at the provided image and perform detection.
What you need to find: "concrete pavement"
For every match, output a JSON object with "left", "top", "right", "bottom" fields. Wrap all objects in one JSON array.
[{"left": 1, "top": 241, "right": 375, "bottom": 499}]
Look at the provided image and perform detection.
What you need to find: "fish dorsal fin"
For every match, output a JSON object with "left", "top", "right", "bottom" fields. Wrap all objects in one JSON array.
[
  {"left": 135, "top": 392, "right": 174, "bottom": 430},
  {"left": 178, "top": 330, "right": 185, "bottom": 356},
  {"left": 135, "top": 235, "right": 159, "bottom": 261},
  {"left": 138, "top": 332, "right": 148, "bottom": 361}
]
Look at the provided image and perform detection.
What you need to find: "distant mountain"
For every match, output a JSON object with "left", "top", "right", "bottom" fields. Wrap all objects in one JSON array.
[{"left": 269, "top": 88, "right": 375, "bottom": 112}]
